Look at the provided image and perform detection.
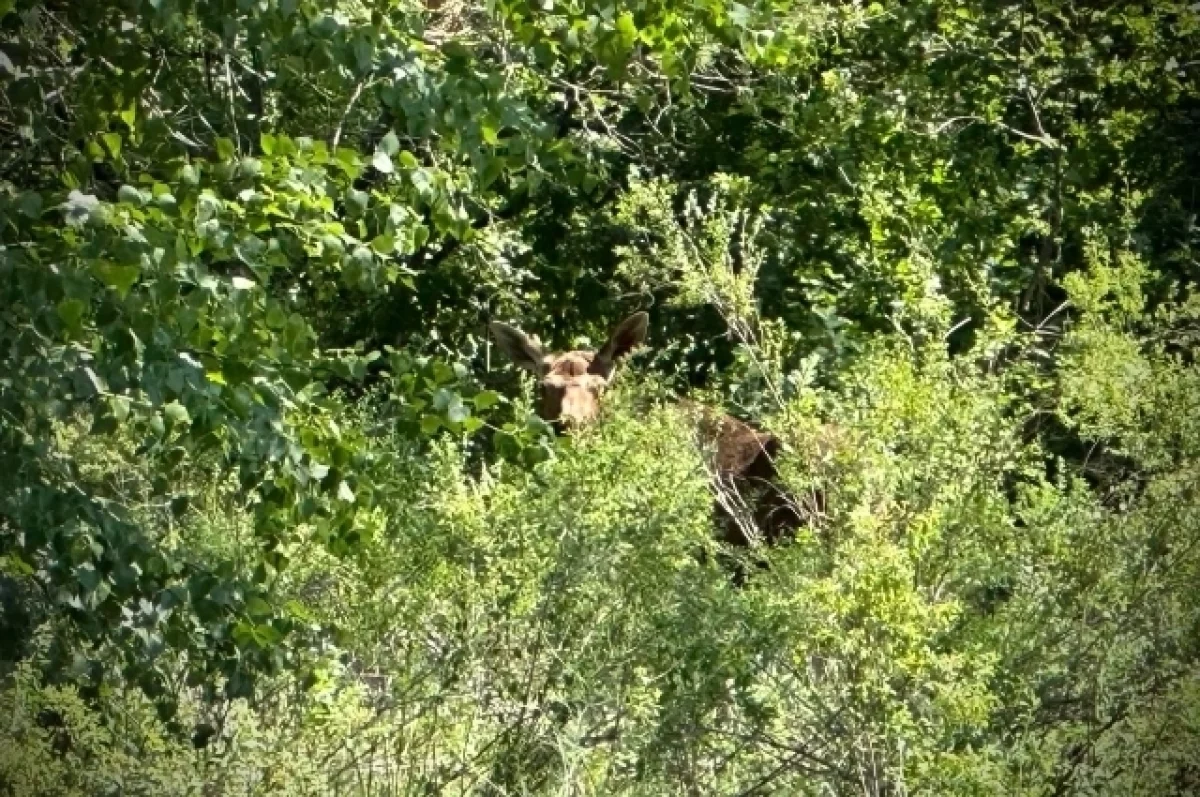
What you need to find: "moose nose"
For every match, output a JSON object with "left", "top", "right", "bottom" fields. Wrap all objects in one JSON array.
[{"left": 558, "top": 388, "right": 597, "bottom": 427}]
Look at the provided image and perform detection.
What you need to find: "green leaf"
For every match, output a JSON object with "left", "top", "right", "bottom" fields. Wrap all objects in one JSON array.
[
  {"left": 79, "top": 367, "right": 106, "bottom": 397},
  {"left": 379, "top": 131, "right": 400, "bottom": 156},
  {"left": 110, "top": 395, "right": 130, "bottom": 422},
  {"left": 254, "top": 624, "right": 283, "bottom": 647},
  {"left": 246, "top": 596, "right": 272, "bottom": 619},
  {"left": 447, "top": 401, "right": 470, "bottom": 423},
  {"left": 118, "top": 104, "right": 137, "bottom": 131},
  {"left": 398, "top": 151, "right": 418, "bottom": 169},
  {"left": 615, "top": 12, "right": 638, "bottom": 50},
  {"left": 234, "top": 621, "right": 282, "bottom": 649},
  {"left": 481, "top": 121, "right": 499, "bottom": 146},
  {"left": 410, "top": 168, "right": 433, "bottom": 197},
  {"left": 56, "top": 299, "right": 86, "bottom": 337},
  {"left": 431, "top": 387, "right": 454, "bottom": 411},
  {"left": 0, "top": 0, "right": 14, "bottom": 19},
  {"left": 117, "top": 184, "right": 143, "bottom": 205},
  {"left": 94, "top": 263, "right": 141, "bottom": 298},
  {"left": 264, "top": 302, "right": 287, "bottom": 330},
  {"left": 345, "top": 188, "right": 369, "bottom": 217},
  {"left": 101, "top": 132, "right": 123, "bottom": 159},
  {"left": 63, "top": 190, "right": 99, "bottom": 227},
  {"left": 372, "top": 151, "right": 394, "bottom": 174},
  {"left": 260, "top": 133, "right": 277, "bottom": 155},
  {"left": 77, "top": 563, "right": 100, "bottom": 592},
  {"left": 371, "top": 233, "right": 395, "bottom": 254},
  {"left": 473, "top": 390, "right": 501, "bottom": 410},
  {"left": 17, "top": 191, "right": 42, "bottom": 219},
  {"left": 413, "top": 225, "right": 430, "bottom": 249},
  {"left": 216, "top": 137, "right": 236, "bottom": 161},
  {"left": 163, "top": 401, "right": 190, "bottom": 425},
  {"left": 231, "top": 622, "right": 254, "bottom": 647},
  {"left": 284, "top": 599, "right": 314, "bottom": 622},
  {"left": 310, "top": 14, "right": 339, "bottom": 38},
  {"left": 0, "top": 555, "right": 34, "bottom": 577},
  {"left": 420, "top": 415, "right": 442, "bottom": 435}
]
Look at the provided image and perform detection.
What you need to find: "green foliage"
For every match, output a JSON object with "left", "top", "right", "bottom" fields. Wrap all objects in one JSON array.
[
  {"left": 2, "top": 0, "right": 1200, "bottom": 792},
  {"left": 614, "top": 172, "right": 765, "bottom": 333},
  {"left": 0, "top": 130, "right": 513, "bottom": 701}
]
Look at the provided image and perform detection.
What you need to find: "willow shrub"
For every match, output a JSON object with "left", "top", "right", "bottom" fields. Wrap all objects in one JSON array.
[{"left": 5, "top": 301, "right": 1200, "bottom": 794}]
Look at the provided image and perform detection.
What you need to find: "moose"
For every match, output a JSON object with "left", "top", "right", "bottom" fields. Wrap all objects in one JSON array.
[{"left": 488, "top": 312, "right": 806, "bottom": 555}]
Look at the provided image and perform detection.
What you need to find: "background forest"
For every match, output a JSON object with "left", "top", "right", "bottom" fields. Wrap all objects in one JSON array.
[{"left": 3, "top": 0, "right": 1200, "bottom": 793}]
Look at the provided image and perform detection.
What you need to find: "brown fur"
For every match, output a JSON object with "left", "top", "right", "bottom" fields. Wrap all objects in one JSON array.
[
  {"left": 677, "top": 399, "right": 802, "bottom": 548},
  {"left": 489, "top": 314, "right": 806, "bottom": 554}
]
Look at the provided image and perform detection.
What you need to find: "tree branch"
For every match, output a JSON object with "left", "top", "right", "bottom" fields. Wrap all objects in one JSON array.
[{"left": 332, "top": 75, "right": 375, "bottom": 151}]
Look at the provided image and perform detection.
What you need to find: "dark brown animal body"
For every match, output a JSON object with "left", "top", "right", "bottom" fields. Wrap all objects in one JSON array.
[
  {"left": 678, "top": 399, "right": 802, "bottom": 549},
  {"left": 488, "top": 313, "right": 802, "bottom": 555}
]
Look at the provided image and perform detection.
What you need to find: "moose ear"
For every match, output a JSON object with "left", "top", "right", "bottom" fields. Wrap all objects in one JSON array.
[
  {"left": 592, "top": 312, "right": 649, "bottom": 375},
  {"left": 489, "top": 321, "right": 546, "bottom": 374}
]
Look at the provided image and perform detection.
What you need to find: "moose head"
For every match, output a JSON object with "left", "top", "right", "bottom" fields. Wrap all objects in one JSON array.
[{"left": 488, "top": 312, "right": 649, "bottom": 428}]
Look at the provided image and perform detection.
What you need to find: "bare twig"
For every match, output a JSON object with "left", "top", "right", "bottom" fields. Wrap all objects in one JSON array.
[
  {"left": 223, "top": 51, "right": 240, "bottom": 149},
  {"left": 1025, "top": 86, "right": 1059, "bottom": 148},
  {"left": 332, "top": 75, "right": 376, "bottom": 151},
  {"left": 928, "top": 113, "right": 1059, "bottom": 149}
]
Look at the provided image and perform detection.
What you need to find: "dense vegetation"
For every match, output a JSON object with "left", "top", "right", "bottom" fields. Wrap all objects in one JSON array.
[{"left": 2, "top": 0, "right": 1200, "bottom": 793}]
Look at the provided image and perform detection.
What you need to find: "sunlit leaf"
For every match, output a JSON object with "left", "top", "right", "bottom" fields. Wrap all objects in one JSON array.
[{"left": 371, "top": 151, "right": 394, "bottom": 174}]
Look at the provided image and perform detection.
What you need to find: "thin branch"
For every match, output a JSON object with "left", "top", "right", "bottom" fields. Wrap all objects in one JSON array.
[
  {"left": 929, "top": 116, "right": 980, "bottom": 136},
  {"left": 944, "top": 315, "right": 973, "bottom": 340},
  {"left": 223, "top": 51, "right": 240, "bottom": 149},
  {"left": 332, "top": 75, "right": 376, "bottom": 151},
  {"left": 1025, "top": 86, "right": 1058, "bottom": 148},
  {"left": 927, "top": 114, "right": 1059, "bottom": 149}
]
